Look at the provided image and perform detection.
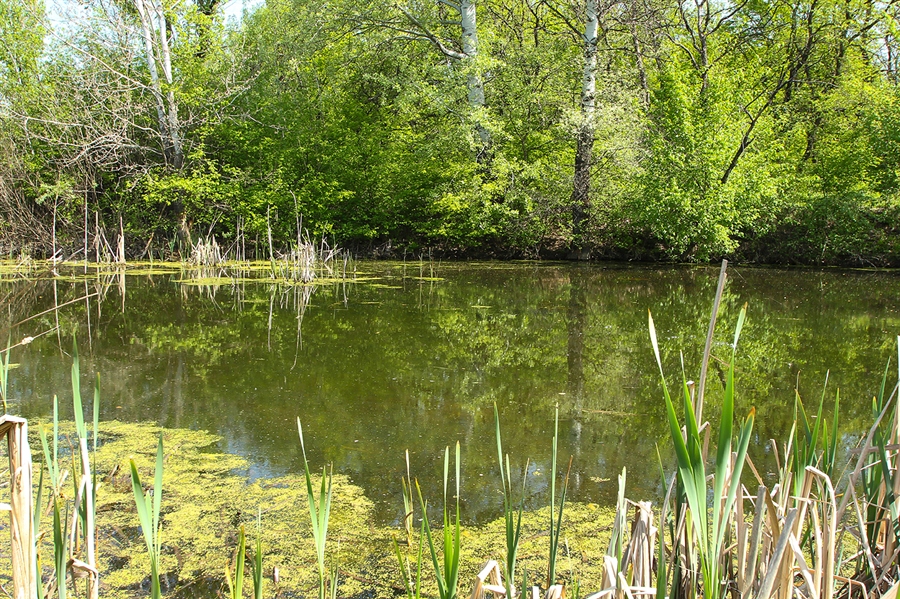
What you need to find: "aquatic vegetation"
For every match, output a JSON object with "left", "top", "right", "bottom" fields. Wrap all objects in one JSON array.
[
  {"left": 298, "top": 418, "right": 335, "bottom": 599},
  {"left": 249, "top": 515, "right": 265, "bottom": 599},
  {"left": 393, "top": 522, "right": 425, "bottom": 599},
  {"left": 224, "top": 525, "right": 246, "bottom": 599},
  {"left": 547, "top": 406, "right": 571, "bottom": 589},
  {"left": 19, "top": 420, "right": 612, "bottom": 599},
  {"left": 187, "top": 238, "right": 225, "bottom": 268},
  {"left": 129, "top": 435, "right": 164, "bottom": 599},
  {"left": 32, "top": 343, "right": 103, "bottom": 599},
  {"left": 52, "top": 494, "right": 69, "bottom": 599},
  {"left": 75, "top": 422, "right": 380, "bottom": 598},
  {"left": 393, "top": 450, "right": 426, "bottom": 599},
  {"left": 0, "top": 337, "right": 10, "bottom": 412},
  {"left": 649, "top": 305, "right": 754, "bottom": 599},
  {"left": 418, "top": 443, "right": 462, "bottom": 599},
  {"left": 3, "top": 263, "right": 899, "bottom": 599},
  {"left": 70, "top": 342, "right": 101, "bottom": 599},
  {"left": 494, "top": 404, "right": 526, "bottom": 599}
]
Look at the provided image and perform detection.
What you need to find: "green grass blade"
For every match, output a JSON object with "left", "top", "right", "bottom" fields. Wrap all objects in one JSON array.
[
  {"left": 712, "top": 305, "right": 745, "bottom": 554},
  {"left": 129, "top": 460, "right": 153, "bottom": 554},
  {"left": 416, "top": 481, "right": 447, "bottom": 599},
  {"left": 130, "top": 434, "right": 164, "bottom": 599},
  {"left": 71, "top": 338, "right": 86, "bottom": 439},
  {"left": 93, "top": 373, "right": 100, "bottom": 453},
  {"left": 549, "top": 404, "right": 559, "bottom": 586},
  {"left": 152, "top": 433, "right": 164, "bottom": 555},
  {"left": 298, "top": 418, "right": 332, "bottom": 599},
  {"left": 53, "top": 394, "right": 59, "bottom": 479},
  {"left": 0, "top": 336, "right": 10, "bottom": 412},
  {"left": 251, "top": 511, "right": 264, "bottom": 599},
  {"left": 39, "top": 421, "right": 57, "bottom": 493},
  {"left": 233, "top": 525, "right": 246, "bottom": 599},
  {"left": 392, "top": 535, "right": 414, "bottom": 599},
  {"left": 655, "top": 449, "right": 668, "bottom": 599},
  {"left": 53, "top": 499, "right": 68, "bottom": 599}
]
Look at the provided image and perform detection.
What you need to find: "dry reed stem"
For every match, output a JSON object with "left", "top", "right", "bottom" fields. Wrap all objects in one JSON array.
[
  {"left": 0, "top": 416, "right": 37, "bottom": 599},
  {"left": 470, "top": 560, "right": 506, "bottom": 599}
]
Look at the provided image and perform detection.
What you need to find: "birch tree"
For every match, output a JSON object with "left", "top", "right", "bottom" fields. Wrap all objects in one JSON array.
[
  {"left": 546, "top": 0, "right": 619, "bottom": 256},
  {"left": 569, "top": 0, "right": 598, "bottom": 257},
  {"left": 393, "top": 0, "right": 490, "bottom": 149},
  {"left": 134, "top": 0, "right": 184, "bottom": 169}
]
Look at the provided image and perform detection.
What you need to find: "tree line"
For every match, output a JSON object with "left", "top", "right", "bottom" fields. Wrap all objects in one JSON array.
[{"left": 1, "top": 0, "right": 898, "bottom": 263}]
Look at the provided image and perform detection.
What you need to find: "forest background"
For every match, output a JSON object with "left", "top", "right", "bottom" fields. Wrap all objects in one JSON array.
[{"left": 1, "top": 0, "right": 899, "bottom": 264}]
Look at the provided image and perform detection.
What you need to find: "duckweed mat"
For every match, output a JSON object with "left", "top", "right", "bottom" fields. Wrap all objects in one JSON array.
[{"left": 5, "top": 422, "right": 616, "bottom": 598}]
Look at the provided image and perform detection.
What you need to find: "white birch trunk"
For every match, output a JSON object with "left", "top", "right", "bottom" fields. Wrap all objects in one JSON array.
[
  {"left": 397, "top": 0, "right": 489, "bottom": 147},
  {"left": 580, "top": 0, "right": 598, "bottom": 123},
  {"left": 460, "top": 0, "right": 483, "bottom": 108},
  {"left": 570, "top": 0, "right": 598, "bottom": 256},
  {"left": 155, "top": 1, "right": 183, "bottom": 168},
  {"left": 460, "top": 0, "right": 488, "bottom": 146},
  {"left": 134, "top": 0, "right": 169, "bottom": 145},
  {"left": 134, "top": 0, "right": 182, "bottom": 168}
]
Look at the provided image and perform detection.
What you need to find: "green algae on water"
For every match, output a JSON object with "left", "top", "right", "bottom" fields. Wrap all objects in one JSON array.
[{"left": 14, "top": 421, "right": 617, "bottom": 599}]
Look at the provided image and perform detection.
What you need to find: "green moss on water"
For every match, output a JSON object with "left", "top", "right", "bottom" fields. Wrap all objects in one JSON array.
[
  {"left": 174, "top": 276, "right": 381, "bottom": 286},
  {"left": 21, "top": 422, "right": 616, "bottom": 598}
]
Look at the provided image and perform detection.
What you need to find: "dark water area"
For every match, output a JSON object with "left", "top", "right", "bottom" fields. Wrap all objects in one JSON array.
[{"left": 2, "top": 262, "right": 899, "bottom": 525}]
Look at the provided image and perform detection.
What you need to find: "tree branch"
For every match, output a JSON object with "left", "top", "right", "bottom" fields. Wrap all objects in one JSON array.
[{"left": 396, "top": 5, "right": 467, "bottom": 59}]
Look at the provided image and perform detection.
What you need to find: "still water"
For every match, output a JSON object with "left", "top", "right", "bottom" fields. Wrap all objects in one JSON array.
[{"left": 3, "top": 262, "right": 899, "bottom": 524}]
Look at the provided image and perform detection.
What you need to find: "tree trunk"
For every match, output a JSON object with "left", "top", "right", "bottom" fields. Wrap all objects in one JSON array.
[
  {"left": 134, "top": 0, "right": 170, "bottom": 155},
  {"left": 460, "top": 0, "right": 490, "bottom": 151},
  {"left": 570, "top": 0, "right": 598, "bottom": 259},
  {"left": 134, "top": 0, "right": 183, "bottom": 169},
  {"left": 155, "top": 1, "right": 183, "bottom": 168},
  {"left": 397, "top": 0, "right": 489, "bottom": 151},
  {"left": 629, "top": 21, "right": 650, "bottom": 106}
]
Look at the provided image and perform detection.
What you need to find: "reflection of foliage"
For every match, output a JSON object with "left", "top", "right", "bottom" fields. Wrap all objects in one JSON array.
[
  {"left": 145, "top": 323, "right": 233, "bottom": 365},
  {"left": 5, "top": 263, "right": 900, "bottom": 520}
]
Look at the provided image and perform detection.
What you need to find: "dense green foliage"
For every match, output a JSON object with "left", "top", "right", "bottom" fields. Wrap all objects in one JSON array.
[{"left": 1, "top": 0, "right": 898, "bottom": 263}]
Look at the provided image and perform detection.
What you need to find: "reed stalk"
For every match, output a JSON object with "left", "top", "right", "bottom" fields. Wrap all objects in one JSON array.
[
  {"left": 39, "top": 395, "right": 65, "bottom": 599},
  {"left": 494, "top": 404, "right": 526, "bottom": 599},
  {"left": 402, "top": 449, "right": 414, "bottom": 547},
  {"left": 790, "top": 376, "right": 839, "bottom": 499},
  {"left": 70, "top": 341, "right": 99, "bottom": 599},
  {"left": 250, "top": 513, "right": 265, "bottom": 599},
  {"left": 225, "top": 525, "right": 246, "bottom": 599},
  {"left": 394, "top": 451, "right": 424, "bottom": 599},
  {"left": 417, "top": 442, "right": 462, "bottom": 599},
  {"left": 649, "top": 305, "right": 754, "bottom": 599},
  {"left": 547, "top": 406, "right": 571, "bottom": 588},
  {"left": 1, "top": 336, "right": 10, "bottom": 413},
  {"left": 298, "top": 418, "right": 334, "bottom": 599},
  {"left": 393, "top": 522, "right": 425, "bottom": 599},
  {"left": 52, "top": 498, "right": 68, "bottom": 599},
  {"left": 130, "top": 434, "right": 165, "bottom": 599}
]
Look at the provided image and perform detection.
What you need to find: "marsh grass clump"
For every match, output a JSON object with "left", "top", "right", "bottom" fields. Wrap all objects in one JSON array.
[
  {"left": 271, "top": 236, "right": 350, "bottom": 284},
  {"left": 298, "top": 418, "right": 336, "bottom": 599},
  {"left": 589, "top": 265, "right": 900, "bottom": 599},
  {"left": 648, "top": 304, "right": 754, "bottom": 599},
  {"left": 129, "top": 435, "right": 164, "bottom": 599},
  {"left": 418, "top": 442, "right": 463, "bottom": 599},
  {"left": 187, "top": 238, "right": 225, "bottom": 268}
]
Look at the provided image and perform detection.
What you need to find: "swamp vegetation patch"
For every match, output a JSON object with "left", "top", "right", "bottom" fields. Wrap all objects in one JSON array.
[{"left": 6, "top": 422, "right": 614, "bottom": 599}]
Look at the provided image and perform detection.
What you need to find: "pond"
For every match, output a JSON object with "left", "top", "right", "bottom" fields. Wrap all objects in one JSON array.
[{"left": 3, "top": 261, "right": 899, "bottom": 525}]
